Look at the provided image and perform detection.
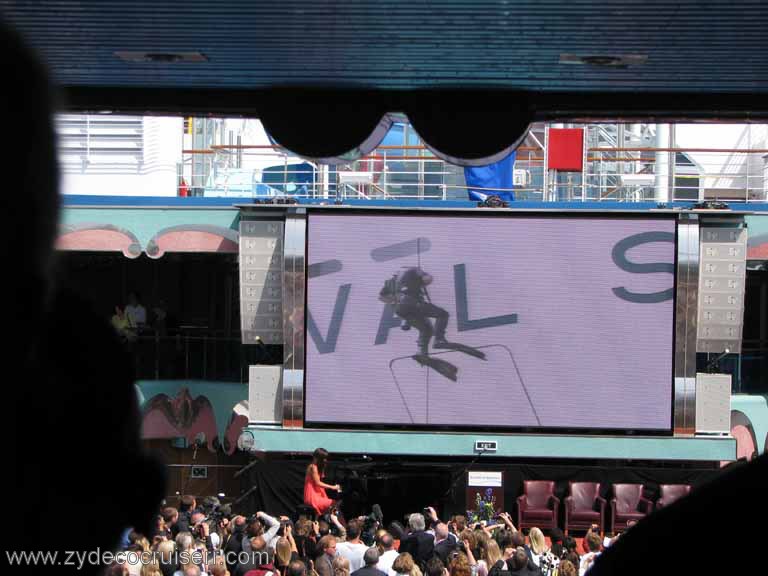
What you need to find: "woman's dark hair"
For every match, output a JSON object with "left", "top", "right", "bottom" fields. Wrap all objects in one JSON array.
[
  {"left": 495, "top": 529, "right": 513, "bottom": 551},
  {"left": 313, "top": 448, "right": 330, "bottom": 475},
  {"left": 550, "top": 527, "right": 564, "bottom": 557},
  {"left": 563, "top": 536, "right": 577, "bottom": 552},
  {"left": 388, "top": 521, "right": 406, "bottom": 541},
  {"left": 426, "top": 557, "right": 445, "bottom": 576},
  {"left": 563, "top": 551, "right": 580, "bottom": 567}
]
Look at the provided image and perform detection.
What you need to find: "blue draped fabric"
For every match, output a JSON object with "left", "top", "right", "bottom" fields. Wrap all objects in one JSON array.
[
  {"left": 262, "top": 161, "right": 316, "bottom": 195},
  {"left": 464, "top": 151, "right": 516, "bottom": 201}
]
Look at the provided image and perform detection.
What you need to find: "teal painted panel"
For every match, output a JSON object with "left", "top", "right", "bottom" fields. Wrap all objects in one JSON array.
[
  {"left": 731, "top": 394, "right": 768, "bottom": 453},
  {"left": 60, "top": 207, "right": 240, "bottom": 249},
  {"left": 746, "top": 215, "right": 768, "bottom": 238},
  {"left": 243, "top": 426, "right": 735, "bottom": 462}
]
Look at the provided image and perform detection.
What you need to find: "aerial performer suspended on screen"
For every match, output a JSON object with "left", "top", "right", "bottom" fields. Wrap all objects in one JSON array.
[
  {"left": 380, "top": 264, "right": 486, "bottom": 382},
  {"left": 304, "top": 447, "right": 341, "bottom": 516}
]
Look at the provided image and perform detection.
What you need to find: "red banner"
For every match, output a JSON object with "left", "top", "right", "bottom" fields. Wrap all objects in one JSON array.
[{"left": 548, "top": 128, "right": 584, "bottom": 172}]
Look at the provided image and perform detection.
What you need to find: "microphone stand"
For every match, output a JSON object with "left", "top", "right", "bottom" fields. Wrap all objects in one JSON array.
[
  {"left": 231, "top": 484, "right": 259, "bottom": 508},
  {"left": 706, "top": 348, "right": 731, "bottom": 373},
  {"left": 442, "top": 450, "right": 486, "bottom": 502},
  {"left": 180, "top": 439, "right": 200, "bottom": 498}
]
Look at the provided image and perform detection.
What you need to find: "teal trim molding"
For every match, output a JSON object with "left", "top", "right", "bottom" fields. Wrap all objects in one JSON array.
[
  {"left": 242, "top": 426, "right": 735, "bottom": 461},
  {"left": 60, "top": 207, "right": 240, "bottom": 254}
]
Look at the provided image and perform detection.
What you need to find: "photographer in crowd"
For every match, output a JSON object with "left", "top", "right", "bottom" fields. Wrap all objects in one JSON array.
[{"left": 398, "top": 514, "right": 434, "bottom": 570}]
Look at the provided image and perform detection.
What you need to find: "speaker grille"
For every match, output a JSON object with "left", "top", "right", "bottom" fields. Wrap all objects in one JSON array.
[
  {"left": 240, "top": 220, "right": 284, "bottom": 345},
  {"left": 697, "top": 224, "right": 747, "bottom": 353}
]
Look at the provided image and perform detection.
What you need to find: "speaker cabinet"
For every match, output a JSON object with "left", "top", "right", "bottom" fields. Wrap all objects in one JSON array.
[
  {"left": 695, "top": 373, "right": 731, "bottom": 435},
  {"left": 248, "top": 365, "right": 282, "bottom": 423}
]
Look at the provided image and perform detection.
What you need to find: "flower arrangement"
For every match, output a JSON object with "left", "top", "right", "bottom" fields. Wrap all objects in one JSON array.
[{"left": 467, "top": 487, "right": 498, "bottom": 524}]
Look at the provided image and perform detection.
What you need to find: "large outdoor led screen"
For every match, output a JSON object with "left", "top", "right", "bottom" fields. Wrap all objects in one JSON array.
[{"left": 305, "top": 213, "right": 675, "bottom": 431}]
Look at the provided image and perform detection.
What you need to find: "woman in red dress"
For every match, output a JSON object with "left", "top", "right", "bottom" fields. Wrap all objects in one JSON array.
[{"left": 304, "top": 447, "right": 341, "bottom": 516}]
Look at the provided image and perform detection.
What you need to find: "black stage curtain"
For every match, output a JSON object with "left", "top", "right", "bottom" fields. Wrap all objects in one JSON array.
[
  {"left": 240, "top": 456, "right": 724, "bottom": 527},
  {"left": 240, "top": 459, "right": 306, "bottom": 517},
  {"left": 240, "top": 458, "right": 453, "bottom": 522}
]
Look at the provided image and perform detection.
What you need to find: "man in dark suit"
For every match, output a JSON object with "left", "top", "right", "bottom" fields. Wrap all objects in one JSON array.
[
  {"left": 398, "top": 513, "right": 435, "bottom": 570},
  {"left": 351, "top": 548, "right": 386, "bottom": 576},
  {"left": 433, "top": 523, "right": 458, "bottom": 565},
  {"left": 507, "top": 549, "right": 540, "bottom": 576}
]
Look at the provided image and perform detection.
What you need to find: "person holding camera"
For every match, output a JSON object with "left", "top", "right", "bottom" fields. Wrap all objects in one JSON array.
[
  {"left": 398, "top": 513, "right": 434, "bottom": 571},
  {"left": 191, "top": 510, "right": 220, "bottom": 552},
  {"left": 432, "top": 522, "right": 458, "bottom": 566},
  {"left": 275, "top": 526, "right": 301, "bottom": 576}
]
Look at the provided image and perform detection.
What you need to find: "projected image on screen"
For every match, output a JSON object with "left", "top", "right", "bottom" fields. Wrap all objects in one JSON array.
[{"left": 306, "top": 214, "right": 675, "bottom": 430}]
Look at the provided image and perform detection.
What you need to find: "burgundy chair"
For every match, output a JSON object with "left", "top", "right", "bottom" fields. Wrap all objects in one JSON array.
[
  {"left": 610, "top": 483, "right": 653, "bottom": 534},
  {"left": 564, "top": 482, "right": 605, "bottom": 535},
  {"left": 656, "top": 484, "right": 691, "bottom": 509},
  {"left": 517, "top": 480, "right": 560, "bottom": 530}
]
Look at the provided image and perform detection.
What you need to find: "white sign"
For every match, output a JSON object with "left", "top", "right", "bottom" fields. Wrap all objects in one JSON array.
[
  {"left": 475, "top": 440, "right": 498, "bottom": 452},
  {"left": 468, "top": 471, "right": 503, "bottom": 487},
  {"left": 338, "top": 171, "right": 374, "bottom": 184}
]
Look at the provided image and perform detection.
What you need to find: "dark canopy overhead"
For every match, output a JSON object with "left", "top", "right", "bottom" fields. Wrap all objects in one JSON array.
[{"left": 4, "top": 0, "right": 768, "bottom": 162}]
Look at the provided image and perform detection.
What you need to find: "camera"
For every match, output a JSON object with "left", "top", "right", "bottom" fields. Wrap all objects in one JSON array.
[
  {"left": 193, "top": 522, "right": 207, "bottom": 538},
  {"left": 202, "top": 501, "right": 231, "bottom": 529},
  {"left": 360, "top": 514, "right": 381, "bottom": 547},
  {"left": 277, "top": 518, "right": 293, "bottom": 538}
]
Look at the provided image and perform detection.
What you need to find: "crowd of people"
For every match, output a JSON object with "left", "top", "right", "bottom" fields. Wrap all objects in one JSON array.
[{"left": 108, "top": 493, "right": 627, "bottom": 576}]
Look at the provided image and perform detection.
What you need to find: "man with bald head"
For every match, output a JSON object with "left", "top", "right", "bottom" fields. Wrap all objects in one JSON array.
[
  {"left": 351, "top": 548, "right": 385, "bottom": 576},
  {"left": 224, "top": 517, "right": 249, "bottom": 575},
  {"left": 376, "top": 533, "right": 398, "bottom": 575},
  {"left": 235, "top": 536, "right": 271, "bottom": 576},
  {"left": 432, "top": 523, "right": 457, "bottom": 565}
]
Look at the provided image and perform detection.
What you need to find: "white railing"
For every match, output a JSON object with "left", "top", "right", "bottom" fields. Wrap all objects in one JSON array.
[{"left": 181, "top": 138, "right": 768, "bottom": 203}]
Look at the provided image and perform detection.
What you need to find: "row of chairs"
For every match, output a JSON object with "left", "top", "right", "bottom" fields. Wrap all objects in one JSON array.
[{"left": 517, "top": 481, "right": 692, "bottom": 535}]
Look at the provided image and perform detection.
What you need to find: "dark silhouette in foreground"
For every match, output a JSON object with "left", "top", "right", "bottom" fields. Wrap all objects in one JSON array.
[{"left": 4, "top": 20, "right": 164, "bottom": 575}]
